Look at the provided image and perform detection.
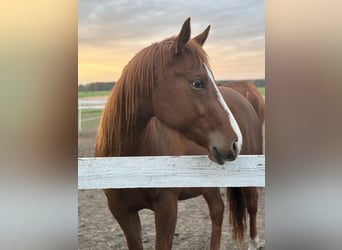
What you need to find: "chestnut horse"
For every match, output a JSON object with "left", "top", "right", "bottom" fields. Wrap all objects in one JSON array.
[
  {"left": 224, "top": 81, "right": 265, "bottom": 125},
  {"left": 95, "top": 18, "right": 262, "bottom": 249},
  {"left": 222, "top": 82, "right": 264, "bottom": 249},
  {"left": 220, "top": 85, "right": 264, "bottom": 250}
]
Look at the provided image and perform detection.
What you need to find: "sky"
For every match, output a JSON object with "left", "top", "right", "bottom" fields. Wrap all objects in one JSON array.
[{"left": 78, "top": 0, "right": 264, "bottom": 85}]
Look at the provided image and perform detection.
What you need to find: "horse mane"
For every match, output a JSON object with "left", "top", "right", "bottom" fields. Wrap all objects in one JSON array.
[{"left": 95, "top": 37, "right": 209, "bottom": 157}]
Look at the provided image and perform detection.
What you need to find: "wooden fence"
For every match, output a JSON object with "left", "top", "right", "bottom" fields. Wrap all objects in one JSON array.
[{"left": 78, "top": 155, "right": 265, "bottom": 189}]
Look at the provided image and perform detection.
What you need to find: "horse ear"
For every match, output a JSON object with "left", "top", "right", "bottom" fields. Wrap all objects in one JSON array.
[
  {"left": 172, "top": 17, "right": 191, "bottom": 55},
  {"left": 192, "top": 25, "right": 211, "bottom": 46}
]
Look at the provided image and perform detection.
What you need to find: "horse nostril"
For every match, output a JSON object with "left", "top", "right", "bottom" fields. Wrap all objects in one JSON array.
[{"left": 231, "top": 139, "right": 238, "bottom": 155}]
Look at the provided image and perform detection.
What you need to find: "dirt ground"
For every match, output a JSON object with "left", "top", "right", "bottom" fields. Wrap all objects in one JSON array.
[{"left": 78, "top": 129, "right": 265, "bottom": 249}]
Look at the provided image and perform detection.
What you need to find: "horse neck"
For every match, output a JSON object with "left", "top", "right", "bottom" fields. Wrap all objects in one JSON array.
[
  {"left": 138, "top": 117, "right": 204, "bottom": 156},
  {"left": 95, "top": 43, "right": 172, "bottom": 157}
]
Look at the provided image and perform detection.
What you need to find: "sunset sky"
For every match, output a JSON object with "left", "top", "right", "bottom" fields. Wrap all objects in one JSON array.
[{"left": 78, "top": 0, "right": 264, "bottom": 85}]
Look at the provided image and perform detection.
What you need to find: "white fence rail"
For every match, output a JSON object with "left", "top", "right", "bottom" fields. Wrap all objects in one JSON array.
[{"left": 78, "top": 155, "right": 265, "bottom": 189}]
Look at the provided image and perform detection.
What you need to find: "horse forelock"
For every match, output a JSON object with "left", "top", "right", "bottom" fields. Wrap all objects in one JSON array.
[{"left": 95, "top": 37, "right": 209, "bottom": 156}]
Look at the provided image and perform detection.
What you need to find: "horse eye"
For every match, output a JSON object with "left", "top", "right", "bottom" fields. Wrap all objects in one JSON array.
[{"left": 191, "top": 79, "right": 205, "bottom": 89}]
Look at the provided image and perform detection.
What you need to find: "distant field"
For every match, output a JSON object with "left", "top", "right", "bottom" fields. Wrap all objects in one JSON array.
[
  {"left": 78, "top": 90, "right": 111, "bottom": 98},
  {"left": 79, "top": 109, "right": 103, "bottom": 131},
  {"left": 258, "top": 86, "right": 265, "bottom": 96}
]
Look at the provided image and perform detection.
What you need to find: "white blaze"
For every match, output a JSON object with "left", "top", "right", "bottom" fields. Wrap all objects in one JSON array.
[{"left": 203, "top": 63, "right": 243, "bottom": 152}]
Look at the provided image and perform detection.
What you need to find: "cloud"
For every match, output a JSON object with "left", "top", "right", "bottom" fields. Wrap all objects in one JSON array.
[
  {"left": 78, "top": 0, "right": 264, "bottom": 82},
  {"left": 79, "top": 0, "right": 264, "bottom": 45}
]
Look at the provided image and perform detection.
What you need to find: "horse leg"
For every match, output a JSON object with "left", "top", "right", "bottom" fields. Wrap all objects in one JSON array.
[
  {"left": 153, "top": 189, "right": 178, "bottom": 250},
  {"left": 105, "top": 190, "right": 143, "bottom": 250},
  {"left": 241, "top": 187, "right": 262, "bottom": 250},
  {"left": 202, "top": 188, "right": 224, "bottom": 250}
]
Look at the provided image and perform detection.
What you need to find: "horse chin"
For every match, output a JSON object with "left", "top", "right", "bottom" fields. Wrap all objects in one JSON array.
[
  {"left": 209, "top": 146, "right": 237, "bottom": 165},
  {"left": 208, "top": 146, "right": 225, "bottom": 165}
]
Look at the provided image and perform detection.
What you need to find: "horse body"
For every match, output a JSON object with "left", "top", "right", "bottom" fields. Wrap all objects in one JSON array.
[
  {"left": 95, "top": 18, "right": 262, "bottom": 250},
  {"left": 224, "top": 81, "right": 265, "bottom": 125},
  {"left": 104, "top": 87, "right": 262, "bottom": 249}
]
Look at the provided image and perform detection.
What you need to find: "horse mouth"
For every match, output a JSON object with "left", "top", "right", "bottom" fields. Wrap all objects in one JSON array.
[{"left": 212, "top": 146, "right": 237, "bottom": 165}]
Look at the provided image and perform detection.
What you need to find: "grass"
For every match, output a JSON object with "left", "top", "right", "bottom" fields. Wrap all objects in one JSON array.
[
  {"left": 258, "top": 86, "right": 265, "bottom": 96},
  {"left": 78, "top": 90, "right": 111, "bottom": 98},
  {"left": 78, "top": 109, "right": 103, "bottom": 131}
]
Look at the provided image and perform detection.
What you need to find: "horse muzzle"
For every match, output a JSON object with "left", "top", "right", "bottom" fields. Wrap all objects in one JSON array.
[{"left": 209, "top": 140, "right": 239, "bottom": 165}]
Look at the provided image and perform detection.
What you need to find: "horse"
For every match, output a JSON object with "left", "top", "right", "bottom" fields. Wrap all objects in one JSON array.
[
  {"left": 222, "top": 81, "right": 265, "bottom": 125},
  {"left": 219, "top": 86, "right": 263, "bottom": 250},
  {"left": 222, "top": 82, "right": 265, "bottom": 249},
  {"left": 95, "top": 18, "right": 262, "bottom": 249}
]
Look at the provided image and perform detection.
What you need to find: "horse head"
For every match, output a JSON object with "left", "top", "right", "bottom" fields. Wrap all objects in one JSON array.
[{"left": 152, "top": 18, "right": 242, "bottom": 164}]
